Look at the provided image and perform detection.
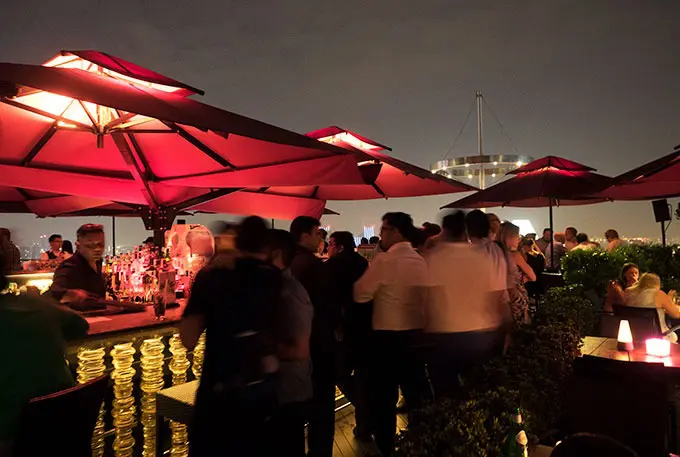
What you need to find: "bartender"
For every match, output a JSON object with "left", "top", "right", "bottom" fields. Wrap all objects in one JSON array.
[{"left": 48, "top": 224, "right": 106, "bottom": 303}]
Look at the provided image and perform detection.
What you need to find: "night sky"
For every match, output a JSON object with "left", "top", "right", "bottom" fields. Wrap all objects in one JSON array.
[{"left": 2, "top": 0, "right": 680, "bottom": 249}]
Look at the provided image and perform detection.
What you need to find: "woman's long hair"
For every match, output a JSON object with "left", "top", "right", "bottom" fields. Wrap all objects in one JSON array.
[{"left": 626, "top": 272, "right": 660, "bottom": 293}]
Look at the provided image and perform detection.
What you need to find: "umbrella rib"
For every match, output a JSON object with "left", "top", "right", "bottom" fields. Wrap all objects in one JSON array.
[
  {"left": 171, "top": 188, "right": 241, "bottom": 212},
  {"left": 162, "top": 121, "right": 234, "bottom": 168},
  {"left": 311, "top": 186, "right": 320, "bottom": 198},
  {"left": 1, "top": 99, "right": 93, "bottom": 131},
  {"left": 112, "top": 132, "right": 158, "bottom": 209},
  {"left": 125, "top": 132, "right": 157, "bottom": 181},
  {"left": 21, "top": 123, "right": 58, "bottom": 166},
  {"left": 372, "top": 182, "right": 387, "bottom": 198}
]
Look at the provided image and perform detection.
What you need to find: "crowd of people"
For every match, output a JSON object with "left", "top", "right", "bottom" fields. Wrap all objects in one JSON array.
[{"left": 175, "top": 209, "right": 553, "bottom": 457}]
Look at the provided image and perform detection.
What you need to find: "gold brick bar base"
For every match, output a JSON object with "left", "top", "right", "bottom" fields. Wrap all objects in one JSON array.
[
  {"left": 169, "top": 334, "right": 190, "bottom": 457},
  {"left": 111, "top": 342, "right": 136, "bottom": 457},
  {"left": 77, "top": 347, "right": 107, "bottom": 457},
  {"left": 191, "top": 332, "right": 206, "bottom": 380},
  {"left": 140, "top": 337, "right": 165, "bottom": 457}
]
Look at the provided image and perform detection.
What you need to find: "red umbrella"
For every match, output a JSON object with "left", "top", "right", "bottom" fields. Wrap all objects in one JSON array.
[
  {"left": 180, "top": 127, "right": 476, "bottom": 219},
  {"left": 442, "top": 156, "right": 612, "bottom": 266},
  {"left": 0, "top": 51, "right": 365, "bottom": 235},
  {"left": 597, "top": 147, "right": 680, "bottom": 200}
]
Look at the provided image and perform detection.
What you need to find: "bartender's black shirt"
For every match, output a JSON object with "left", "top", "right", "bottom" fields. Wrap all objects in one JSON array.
[{"left": 48, "top": 251, "right": 106, "bottom": 301}]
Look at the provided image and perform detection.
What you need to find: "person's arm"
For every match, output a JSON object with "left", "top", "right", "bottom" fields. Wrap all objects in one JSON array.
[
  {"left": 604, "top": 282, "right": 623, "bottom": 313},
  {"left": 514, "top": 252, "right": 537, "bottom": 282},
  {"left": 179, "top": 269, "right": 212, "bottom": 351},
  {"left": 40, "top": 252, "right": 49, "bottom": 261},
  {"left": 658, "top": 290, "right": 680, "bottom": 319},
  {"left": 353, "top": 256, "right": 385, "bottom": 303},
  {"left": 48, "top": 262, "right": 82, "bottom": 302},
  {"left": 44, "top": 300, "right": 89, "bottom": 340}
]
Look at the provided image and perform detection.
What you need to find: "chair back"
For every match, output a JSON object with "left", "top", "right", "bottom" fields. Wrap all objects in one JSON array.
[
  {"left": 613, "top": 305, "right": 662, "bottom": 338},
  {"left": 12, "top": 375, "right": 109, "bottom": 457},
  {"left": 565, "top": 356, "right": 669, "bottom": 457}
]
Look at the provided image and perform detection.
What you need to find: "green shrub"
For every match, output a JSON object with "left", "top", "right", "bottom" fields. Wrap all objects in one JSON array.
[
  {"left": 396, "top": 286, "right": 595, "bottom": 456},
  {"left": 561, "top": 249, "right": 619, "bottom": 299}
]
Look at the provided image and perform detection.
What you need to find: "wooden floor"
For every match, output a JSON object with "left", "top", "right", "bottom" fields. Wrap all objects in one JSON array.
[{"left": 325, "top": 405, "right": 408, "bottom": 457}]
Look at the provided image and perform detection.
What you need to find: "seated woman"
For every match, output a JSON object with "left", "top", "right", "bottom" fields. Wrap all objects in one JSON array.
[
  {"left": 603, "top": 263, "right": 639, "bottom": 313},
  {"left": 624, "top": 272, "right": 680, "bottom": 342}
]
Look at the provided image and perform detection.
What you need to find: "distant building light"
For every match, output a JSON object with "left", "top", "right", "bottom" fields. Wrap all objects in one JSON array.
[
  {"left": 491, "top": 173, "right": 496, "bottom": 178},
  {"left": 467, "top": 174, "right": 473, "bottom": 179},
  {"left": 516, "top": 161, "right": 523, "bottom": 167},
  {"left": 493, "top": 161, "right": 498, "bottom": 166},
  {"left": 465, "top": 163, "right": 470, "bottom": 167}
]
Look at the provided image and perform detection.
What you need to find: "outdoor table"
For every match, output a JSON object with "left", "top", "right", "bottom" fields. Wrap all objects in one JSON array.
[{"left": 581, "top": 336, "right": 680, "bottom": 372}]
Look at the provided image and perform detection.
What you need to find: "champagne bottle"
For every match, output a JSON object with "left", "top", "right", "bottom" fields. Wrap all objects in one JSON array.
[{"left": 502, "top": 408, "right": 528, "bottom": 457}]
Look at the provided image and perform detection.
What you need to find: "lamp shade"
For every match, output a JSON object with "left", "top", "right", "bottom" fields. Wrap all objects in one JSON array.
[{"left": 617, "top": 320, "right": 634, "bottom": 351}]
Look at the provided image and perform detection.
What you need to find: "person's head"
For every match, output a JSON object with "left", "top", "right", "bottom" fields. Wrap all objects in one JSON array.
[
  {"left": 0, "top": 228, "right": 11, "bottom": 242},
  {"left": 290, "top": 216, "right": 322, "bottom": 252},
  {"left": 212, "top": 221, "right": 238, "bottom": 254},
  {"left": 143, "top": 236, "right": 154, "bottom": 247},
  {"left": 550, "top": 433, "right": 639, "bottom": 457},
  {"left": 499, "top": 222, "right": 521, "bottom": 251},
  {"left": 465, "top": 210, "right": 491, "bottom": 241},
  {"left": 369, "top": 236, "right": 380, "bottom": 245},
  {"left": 442, "top": 211, "right": 467, "bottom": 242},
  {"left": 236, "top": 216, "right": 270, "bottom": 255},
  {"left": 520, "top": 237, "right": 538, "bottom": 255},
  {"left": 360, "top": 237, "right": 369, "bottom": 245},
  {"left": 633, "top": 272, "right": 661, "bottom": 291},
  {"left": 62, "top": 240, "right": 74, "bottom": 254},
  {"left": 541, "top": 228, "right": 552, "bottom": 242},
  {"left": 487, "top": 213, "right": 501, "bottom": 239},
  {"left": 76, "top": 224, "right": 106, "bottom": 264},
  {"left": 411, "top": 229, "right": 428, "bottom": 251},
  {"left": 565, "top": 227, "right": 578, "bottom": 241},
  {"left": 48, "top": 234, "right": 63, "bottom": 252},
  {"left": 266, "top": 229, "right": 296, "bottom": 270},
  {"left": 380, "top": 212, "right": 416, "bottom": 251},
  {"left": 605, "top": 229, "right": 619, "bottom": 242},
  {"left": 422, "top": 222, "right": 442, "bottom": 239},
  {"left": 554, "top": 232, "right": 566, "bottom": 244},
  {"left": 620, "top": 263, "right": 639, "bottom": 288},
  {"left": 576, "top": 233, "right": 589, "bottom": 244},
  {"left": 319, "top": 228, "right": 328, "bottom": 241},
  {"left": 328, "top": 231, "right": 356, "bottom": 258}
]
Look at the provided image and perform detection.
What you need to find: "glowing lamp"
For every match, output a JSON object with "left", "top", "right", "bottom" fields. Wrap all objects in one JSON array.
[
  {"left": 617, "top": 320, "right": 634, "bottom": 351},
  {"left": 645, "top": 338, "right": 671, "bottom": 357}
]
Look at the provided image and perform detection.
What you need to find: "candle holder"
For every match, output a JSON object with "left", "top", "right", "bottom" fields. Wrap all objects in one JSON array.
[
  {"left": 191, "top": 332, "right": 206, "bottom": 380},
  {"left": 169, "top": 334, "right": 190, "bottom": 457},
  {"left": 645, "top": 338, "right": 671, "bottom": 357}
]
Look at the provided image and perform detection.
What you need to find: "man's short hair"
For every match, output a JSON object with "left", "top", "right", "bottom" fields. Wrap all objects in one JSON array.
[
  {"left": 576, "top": 233, "right": 589, "bottom": 244},
  {"left": 266, "top": 229, "right": 296, "bottom": 268},
  {"left": 382, "top": 212, "right": 416, "bottom": 240},
  {"left": 442, "top": 211, "right": 467, "bottom": 240},
  {"left": 465, "top": 210, "right": 490, "bottom": 240},
  {"left": 543, "top": 228, "right": 552, "bottom": 234},
  {"left": 329, "top": 231, "right": 356, "bottom": 252},
  {"left": 422, "top": 222, "right": 442, "bottom": 238},
  {"left": 236, "top": 216, "right": 270, "bottom": 253},
  {"left": 76, "top": 224, "right": 104, "bottom": 239},
  {"left": 48, "top": 234, "right": 62, "bottom": 243},
  {"left": 290, "top": 216, "right": 321, "bottom": 243},
  {"left": 369, "top": 236, "right": 379, "bottom": 244},
  {"left": 565, "top": 227, "right": 578, "bottom": 236}
]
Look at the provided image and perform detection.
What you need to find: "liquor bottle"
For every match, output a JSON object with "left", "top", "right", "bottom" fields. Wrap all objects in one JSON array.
[{"left": 502, "top": 408, "right": 528, "bottom": 457}]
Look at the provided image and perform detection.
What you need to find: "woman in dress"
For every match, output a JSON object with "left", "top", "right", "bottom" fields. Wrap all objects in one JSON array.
[
  {"left": 624, "top": 273, "right": 680, "bottom": 342},
  {"left": 499, "top": 222, "right": 537, "bottom": 326},
  {"left": 603, "top": 263, "right": 639, "bottom": 313}
]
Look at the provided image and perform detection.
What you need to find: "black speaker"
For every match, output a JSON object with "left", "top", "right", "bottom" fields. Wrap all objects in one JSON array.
[{"left": 652, "top": 199, "right": 671, "bottom": 223}]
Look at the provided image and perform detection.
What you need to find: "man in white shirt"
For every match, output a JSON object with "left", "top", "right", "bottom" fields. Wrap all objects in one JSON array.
[
  {"left": 354, "top": 212, "right": 428, "bottom": 457},
  {"left": 425, "top": 211, "right": 505, "bottom": 398}
]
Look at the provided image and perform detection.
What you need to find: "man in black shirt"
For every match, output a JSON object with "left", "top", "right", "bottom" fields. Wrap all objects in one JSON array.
[
  {"left": 180, "top": 216, "right": 282, "bottom": 457},
  {"left": 289, "top": 216, "right": 338, "bottom": 457},
  {"left": 48, "top": 224, "right": 106, "bottom": 303}
]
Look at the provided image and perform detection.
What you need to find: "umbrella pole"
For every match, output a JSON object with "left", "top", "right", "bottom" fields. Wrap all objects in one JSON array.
[
  {"left": 112, "top": 216, "right": 116, "bottom": 256},
  {"left": 549, "top": 199, "right": 554, "bottom": 270}
]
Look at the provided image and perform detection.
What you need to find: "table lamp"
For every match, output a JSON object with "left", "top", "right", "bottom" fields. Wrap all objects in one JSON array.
[{"left": 617, "top": 320, "right": 634, "bottom": 351}]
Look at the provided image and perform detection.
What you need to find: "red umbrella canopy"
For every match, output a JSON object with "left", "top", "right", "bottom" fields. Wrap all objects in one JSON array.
[
  {"left": 597, "top": 148, "right": 680, "bottom": 201},
  {"left": 181, "top": 127, "right": 477, "bottom": 220},
  {"left": 0, "top": 52, "right": 365, "bottom": 228},
  {"left": 442, "top": 156, "right": 612, "bottom": 208},
  {"left": 255, "top": 126, "right": 476, "bottom": 201}
]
